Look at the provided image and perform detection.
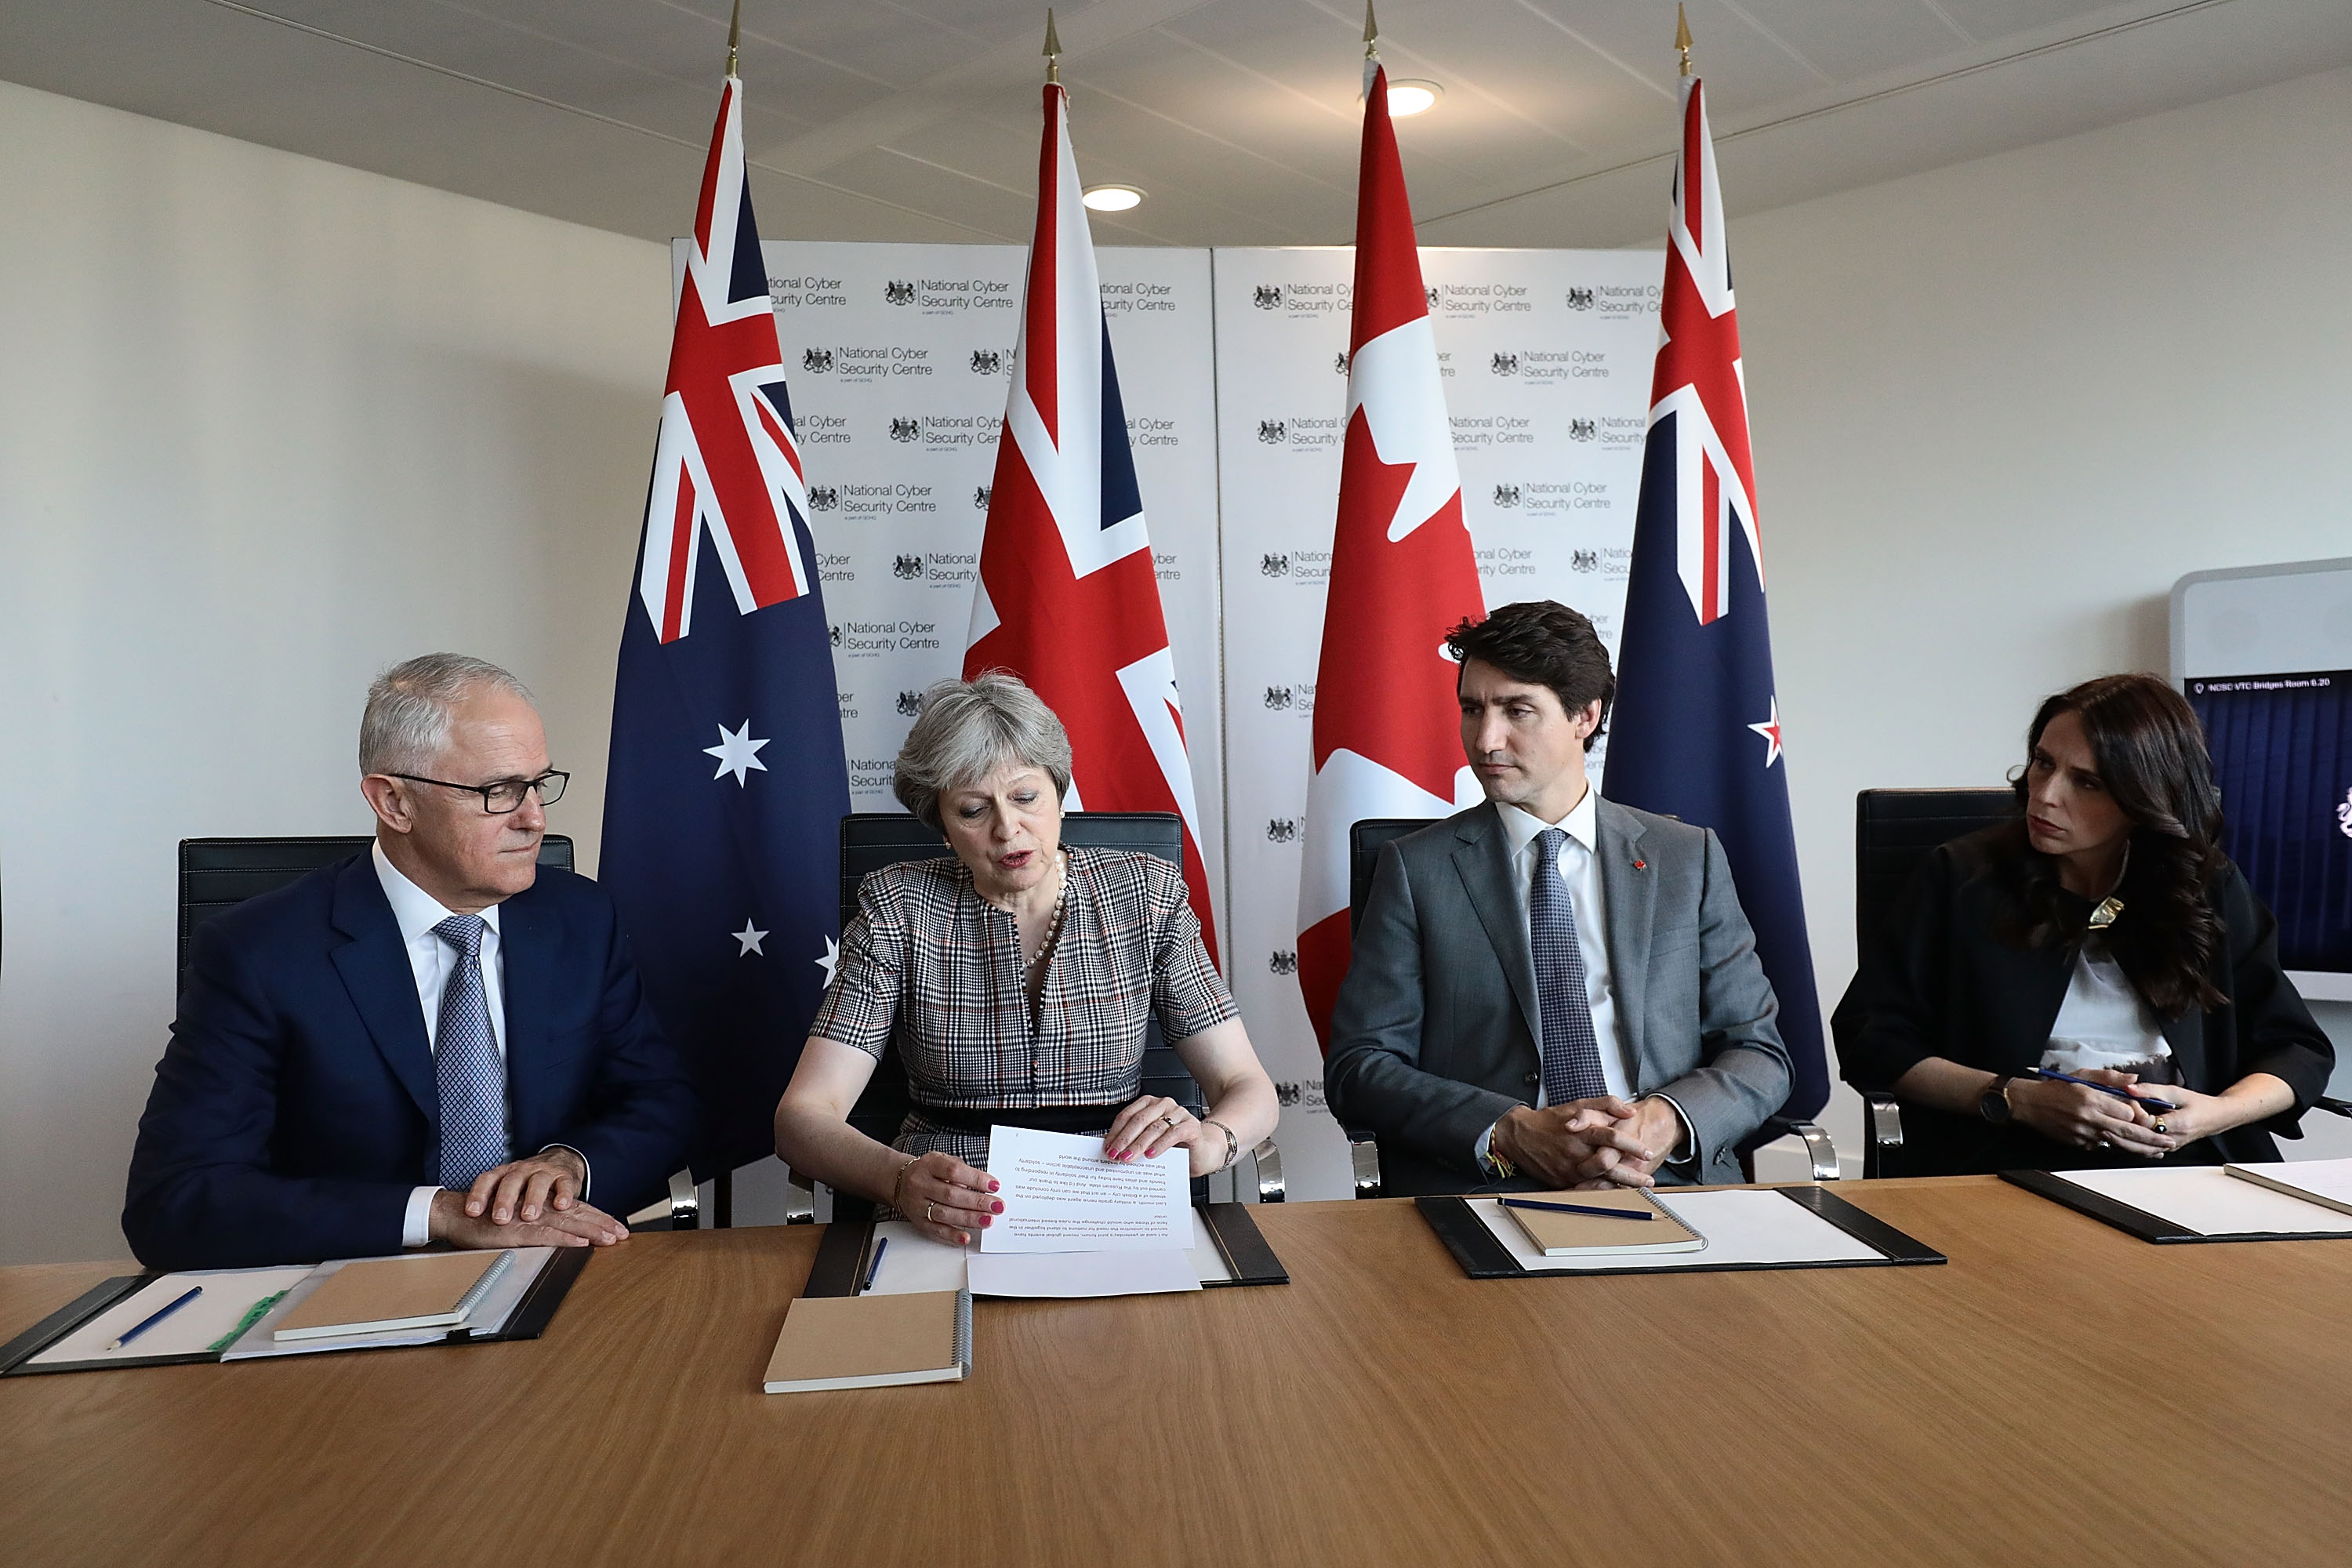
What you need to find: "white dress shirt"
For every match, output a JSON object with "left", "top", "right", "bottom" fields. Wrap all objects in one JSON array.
[
  {"left": 2042, "top": 938, "right": 2172, "bottom": 1079},
  {"left": 376, "top": 844, "right": 587, "bottom": 1246},
  {"left": 1475, "top": 788, "right": 1694, "bottom": 1172}
]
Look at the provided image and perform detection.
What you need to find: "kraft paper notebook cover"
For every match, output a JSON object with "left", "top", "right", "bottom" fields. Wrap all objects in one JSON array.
[
  {"left": 1501, "top": 1190, "right": 1707, "bottom": 1256},
  {"left": 273, "top": 1250, "right": 514, "bottom": 1341},
  {"left": 763, "top": 1288, "right": 973, "bottom": 1394}
]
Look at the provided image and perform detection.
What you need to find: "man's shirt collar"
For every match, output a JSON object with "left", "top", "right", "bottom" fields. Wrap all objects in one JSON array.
[
  {"left": 1496, "top": 780, "right": 1599, "bottom": 858},
  {"left": 372, "top": 839, "right": 502, "bottom": 946}
]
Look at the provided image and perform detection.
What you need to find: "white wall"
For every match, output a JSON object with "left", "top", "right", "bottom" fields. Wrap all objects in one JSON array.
[
  {"left": 0, "top": 80, "right": 671, "bottom": 1264},
  {"left": 1733, "top": 65, "right": 2352, "bottom": 1164}
]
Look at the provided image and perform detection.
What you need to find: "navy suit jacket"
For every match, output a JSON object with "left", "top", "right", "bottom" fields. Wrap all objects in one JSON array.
[{"left": 125, "top": 853, "right": 697, "bottom": 1269}]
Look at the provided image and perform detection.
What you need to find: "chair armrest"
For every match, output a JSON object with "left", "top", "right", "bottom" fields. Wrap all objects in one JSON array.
[
  {"left": 624, "top": 1169, "right": 702, "bottom": 1231},
  {"left": 1344, "top": 1125, "right": 1383, "bottom": 1200},
  {"left": 1867, "top": 1095, "right": 1905, "bottom": 1149},
  {"left": 1243, "top": 1137, "right": 1284, "bottom": 1203},
  {"left": 782, "top": 1165, "right": 816, "bottom": 1225},
  {"left": 1776, "top": 1120, "right": 1839, "bottom": 1181}
]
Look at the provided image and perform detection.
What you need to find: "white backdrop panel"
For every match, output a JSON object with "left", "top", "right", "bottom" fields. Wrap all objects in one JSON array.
[
  {"left": 1210, "top": 247, "right": 1664, "bottom": 1200},
  {"left": 753, "top": 242, "right": 1228, "bottom": 936}
]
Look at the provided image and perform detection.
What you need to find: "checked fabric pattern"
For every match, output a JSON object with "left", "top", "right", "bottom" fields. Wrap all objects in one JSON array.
[
  {"left": 1531, "top": 828, "right": 1610, "bottom": 1106},
  {"left": 433, "top": 914, "right": 509, "bottom": 1190}
]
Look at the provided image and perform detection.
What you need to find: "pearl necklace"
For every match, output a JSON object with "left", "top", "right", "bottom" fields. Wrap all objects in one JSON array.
[{"left": 997, "top": 851, "right": 1069, "bottom": 970}]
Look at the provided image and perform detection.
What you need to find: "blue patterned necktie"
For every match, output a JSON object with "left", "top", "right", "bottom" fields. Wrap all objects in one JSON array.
[
  {"left": 433, "top": 914, "right": 508, "bottom": 1190},
  {"left": 1531, "top": 828, "right": 1609, "bottom": 1106}
]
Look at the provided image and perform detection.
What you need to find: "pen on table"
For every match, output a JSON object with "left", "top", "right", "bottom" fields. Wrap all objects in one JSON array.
[
  {"left": 107, "top": 1284, "right": 204, "bottom": 1351},
  {"left": 1498, "top": 1197, "right": 1654, "bottom": 1222},
  {"left": 2024, "top": 1067, "right": 2176, "bottom": 1113},
  {"left": 859, "top": 1236, "right": 890, "bottom": 1294}
]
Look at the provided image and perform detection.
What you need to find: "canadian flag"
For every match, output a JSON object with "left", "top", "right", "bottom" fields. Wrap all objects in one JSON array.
[{"left": 1294, "top": 64, "right": 1486, "bottom": 1047}]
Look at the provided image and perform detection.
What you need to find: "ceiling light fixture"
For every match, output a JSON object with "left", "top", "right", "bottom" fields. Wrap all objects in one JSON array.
[
  {"left": 1082, "top": 184, "right": 1145, "bottom": 212},
  {"left": 1386, "top": 79, "right": 1443, "bottom": 117}
]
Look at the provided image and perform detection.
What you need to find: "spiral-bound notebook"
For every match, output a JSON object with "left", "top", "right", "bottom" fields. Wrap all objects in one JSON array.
[
  {"left": 272, "top": 1250, "right": 515, "bottom": 1341},
  {"left": 762, "top": 1287, "right": 972, "bottom": 1394}
]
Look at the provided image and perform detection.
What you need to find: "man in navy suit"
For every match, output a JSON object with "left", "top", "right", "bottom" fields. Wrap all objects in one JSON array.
[{"left": 125, "top": 654, "right": 697, "bottom": 1269}]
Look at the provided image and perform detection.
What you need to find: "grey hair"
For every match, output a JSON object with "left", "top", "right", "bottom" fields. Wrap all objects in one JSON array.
[
  {"left": 892, "top": 672, "right": 1073, "bottom": 829},
  {"left": 360, "top": 653, "right": 535, "bottom": 776}
]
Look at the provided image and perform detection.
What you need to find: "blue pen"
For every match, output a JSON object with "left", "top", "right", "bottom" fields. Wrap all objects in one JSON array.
[
  {"left": 1499, "top": 1196, "right": 1654, "bottom": 1222},
  {"left": 107, "top": 1284, "right": 204, "bottom": 1351},
  {"left": 2025, "top": 1067, "right": 2176, "bottom": 1114},
  {"left": 859, "top": 1236, "right": 890, "bottom": 1294}
]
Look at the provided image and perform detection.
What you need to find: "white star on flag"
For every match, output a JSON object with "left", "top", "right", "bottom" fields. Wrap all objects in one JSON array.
[
  {"left": 1748, "top": 697, "right": 1784, "bottom": 768},
  {"left": 815, "top": 934, "right": 840, "bottom": 985},
  {"left": 704, "top": 720, "right": 770, "bottom": 786},
  {"left": 731, "top": 920, "right": 768, "bottom": 956}
]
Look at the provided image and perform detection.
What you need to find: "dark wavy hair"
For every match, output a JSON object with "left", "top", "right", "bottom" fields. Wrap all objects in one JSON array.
[
  {"left": 1443, "top": 601, "right": 1616, "bottom": 753},
  {"left": 2002, "top": 673, "right": 2227, "bottom": 1017}
]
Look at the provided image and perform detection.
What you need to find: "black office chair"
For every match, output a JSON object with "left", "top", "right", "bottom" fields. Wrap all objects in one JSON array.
[
  {"left": 1848, "top": 789, "right": 2014, "bottom": 1178},
  {"left": 174, "top": 833, "right": 698, "bottom": 1229},
  {"left": 812, "top": 811, "right": 1282, "bottom": 1222},
  {"left": 1340, "top": 818, "right": 1839, "bottom": 1196}
]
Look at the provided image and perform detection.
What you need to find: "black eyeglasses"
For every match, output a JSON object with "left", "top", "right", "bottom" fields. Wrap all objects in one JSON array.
[{"left": 388, "top": 769, "right": 569, "bottom": 815}]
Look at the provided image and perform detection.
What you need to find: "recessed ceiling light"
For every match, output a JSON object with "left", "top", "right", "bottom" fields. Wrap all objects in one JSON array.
[
  {"left": 1082, "top": 184, "right": 1145, "bottom": 212},
  {"left": 1386, "top": 80, "right": 1443, "bottom": 117}
]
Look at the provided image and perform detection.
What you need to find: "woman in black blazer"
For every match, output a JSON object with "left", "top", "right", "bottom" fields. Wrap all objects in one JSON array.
[{"left": 1834, "top": 673, "right": 2334, "bottom": 1175}]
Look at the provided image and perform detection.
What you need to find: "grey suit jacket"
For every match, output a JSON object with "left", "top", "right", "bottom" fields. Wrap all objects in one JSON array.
[{"left": 1323, "top": 797, "right": 1791, "bottom": 1193}]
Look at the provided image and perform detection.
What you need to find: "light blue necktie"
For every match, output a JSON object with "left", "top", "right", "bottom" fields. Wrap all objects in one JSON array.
[
  {"left": 1531, "top": 828, "right": 1609, "bottom": 1107},
  {"left": 433, "top": 914, "right": 508, "bottom": 1190}
]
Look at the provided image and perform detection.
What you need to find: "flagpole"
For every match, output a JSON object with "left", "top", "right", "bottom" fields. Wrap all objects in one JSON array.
[
  {"left": 1044, "top": 9, "right": 1060, "bottom": 85},
  {"left": 1362, "top": 0, "right": 1380, "bottom": 96},
  {"left": 726, "top": 0, "right": 741, "bottom": 78},
  {"left": 1675, "top": 4, "right": 1693, "bottom": 76}
]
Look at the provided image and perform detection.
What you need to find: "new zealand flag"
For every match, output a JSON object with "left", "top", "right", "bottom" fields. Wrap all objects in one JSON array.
[
  {"left": 601, "top": 72, "right": 851, "bottom": 1177},
  {"left": 1602, "top": 76, "right": 1826, "bottom": 1121}
]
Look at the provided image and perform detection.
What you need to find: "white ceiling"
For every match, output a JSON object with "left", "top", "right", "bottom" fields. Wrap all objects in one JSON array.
[{"left": 4, "top": 0, "right": 2347, "bottom": 248}]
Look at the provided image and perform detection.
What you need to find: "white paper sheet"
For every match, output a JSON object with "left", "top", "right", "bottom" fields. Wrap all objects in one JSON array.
[
  {"left": 219, "top": 1247, "right": 556, "bottom": 1359},
  {"left": 866, "top": 1212, "right": 1230, "bottom": 1295},
  {"left": 1468, "top": 1189, "right": 1884, "bottom": 1272},
  {"left": 27, "top": 1265, "right": 316, "bottom": 1366},
  {"left": 2224, "top": 1159, "right": 2352, "bottom": 1215},
  {"left": 966, "top": 1248, "right": 1202, "bottom": 1298},
  {"left": 2052, "top": 1167, "right": 2352, "bottom": 1237},
  {"left": 981, "top": 1124, "right": 1188, "bottom": 1254},
  {"left": 862, "top": 1221, "right": 972, "bottom": 1296}
]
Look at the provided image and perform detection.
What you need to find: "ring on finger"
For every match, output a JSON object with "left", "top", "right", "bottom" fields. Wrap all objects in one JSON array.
[
  {"left": 2154, "top": 1120, "right": 2169, "bottom": 1134},
  {"left": 925, "top": 1200, "right": 937, "bottom": 1223}
]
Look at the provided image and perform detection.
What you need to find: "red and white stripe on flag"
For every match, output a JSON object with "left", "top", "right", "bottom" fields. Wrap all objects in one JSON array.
[
  {"left": 1652, "top": 76, "right": 1762, "bottom": 629},
  {"left": 964, "top": 84, "right": 1219, "bottom": 962},
  {"left": 636, "top": 76, "right": 812, "bottom": 646},
  {"left": 1294, "top": 65, "right": 1486, "bottom": 1048}
]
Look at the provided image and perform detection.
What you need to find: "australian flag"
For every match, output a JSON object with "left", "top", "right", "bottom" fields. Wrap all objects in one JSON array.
[
  {"left": 600, "top": 71, "right": 851, "bottom": 1177},
  {"left": 1602, "top": 74, "right": 1827, "bottom": 1121}
]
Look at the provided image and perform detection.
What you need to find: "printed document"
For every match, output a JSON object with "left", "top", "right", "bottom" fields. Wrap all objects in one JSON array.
[{"left": 982, "top": 1124, "right": 1188, "bottom": 1254}]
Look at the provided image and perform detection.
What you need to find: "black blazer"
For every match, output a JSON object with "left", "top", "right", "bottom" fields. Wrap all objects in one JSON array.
[
  {"left": 1831, "top": 826, "right": 2334, "bottom": 1176},
  {"left": 125, "top": 854, "right": 698, "bottom": 1269}
]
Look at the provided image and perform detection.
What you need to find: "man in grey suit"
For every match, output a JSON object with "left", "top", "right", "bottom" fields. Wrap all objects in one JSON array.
[{"left": 1325, "top": 600, "right": 1791, "bottom": 1195}]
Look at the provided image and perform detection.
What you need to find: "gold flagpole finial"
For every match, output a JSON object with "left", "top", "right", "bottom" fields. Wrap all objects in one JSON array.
[
  {"left": 726, "top": 0, "right": 742, "bottom": 78},
  {"left": 1675, "top": 4, "right": 1693, "bottom": 76},
  {"left": 1363, "top": 0, "right": 1380, "bottom": 58},
  {"left": 1044, "top": 9, "right": 1062, "bottom": 84}
]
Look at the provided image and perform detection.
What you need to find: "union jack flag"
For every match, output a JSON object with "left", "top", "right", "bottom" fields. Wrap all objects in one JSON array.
[
  {"left": 1603, "top": 75, "right": 1826, "bottom": 1121},
  {"left": 964, "top": 83, "right": 1218, "bottom": 960},
  {"left": 601, "top": 71, "right": 851, "bottom": 1175},
  {"left": 636, "top": 77, "right": 812, "bottom": 644}
]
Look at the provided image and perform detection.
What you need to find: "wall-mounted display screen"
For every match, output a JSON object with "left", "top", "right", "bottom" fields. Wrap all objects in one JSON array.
[{"left": 2186, "top": 670, "right": 2352, "bottom": 975}]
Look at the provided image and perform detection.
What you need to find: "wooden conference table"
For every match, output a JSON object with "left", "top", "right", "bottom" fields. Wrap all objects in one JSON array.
[{"left": 4, "top": 1178, "right": 2351, "bottom": 1567}]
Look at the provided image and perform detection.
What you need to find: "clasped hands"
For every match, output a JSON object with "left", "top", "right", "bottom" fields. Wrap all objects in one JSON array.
[
  {"left": 1492, "top": 1096, "right": 1683, "bottom": 1189},
  {"left": 2005, "top": 1069, "right": 2206, "bottom": 1157},
  {"left": 428, "top": 1148, "right": 628, "bottom": 1249},
  {"left": 895, "top": 1094, "right": 1218, "bottom": 1246}
]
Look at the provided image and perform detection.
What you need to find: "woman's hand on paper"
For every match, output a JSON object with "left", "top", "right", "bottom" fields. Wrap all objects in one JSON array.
[
  {"left": 1104, "top": 1094, "right": 1220, "bottom": 1177},
  {"left": 897, "top": 1151, "right": 1000, "bottom": 1245}
]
